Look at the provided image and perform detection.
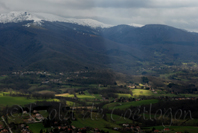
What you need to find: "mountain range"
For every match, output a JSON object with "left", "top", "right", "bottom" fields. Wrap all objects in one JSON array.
[{"left": 0, "top": 12, "right": 198, "bottom": 74}]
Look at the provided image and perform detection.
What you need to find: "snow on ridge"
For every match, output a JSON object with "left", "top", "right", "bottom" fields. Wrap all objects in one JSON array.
[
  {"left": 34, "top": 12, "right": 113, "bottom": 28},
  {"left": 0, "top": 11, "right": 112, "bottom": 28},
  {"left": 0, "top": 12, "right": 143, "bottom": 28},
  {"left": 128, "top": 23, "right": 144, "bottom": 27},
  {"left": 65, "top": 18, "right": 113, "bottom": 28}
]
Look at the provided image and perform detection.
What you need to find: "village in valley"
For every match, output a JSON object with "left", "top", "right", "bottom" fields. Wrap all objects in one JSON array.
[{"left": 0, "top": 68, "right": 198, "bottom": 133}]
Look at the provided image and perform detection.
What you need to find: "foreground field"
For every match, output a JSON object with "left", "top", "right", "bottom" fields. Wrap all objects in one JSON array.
[
  {"left": 145, "top": 126, "right": 198, "bottom": 133},
  {"left": 72, "top": 112, "right": 120, "bottom": 133},
  {"left": 28, "top": 123, "right": 48, "bottom": 133},
  {"left": 106, "top": 114, "right": 133, "bottom": 125}
]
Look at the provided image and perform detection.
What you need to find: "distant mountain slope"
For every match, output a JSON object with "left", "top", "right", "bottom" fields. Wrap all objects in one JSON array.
[
  {"left": 1, "top": 12, "right": 198, "bottom": 74},
  {"left": 101, "top": 24, "right": 198, "bottom": 45},
  {"left": 101, "top": 24, "right": 198, "bottom": 64},
  {"left": 0, "top": 21, "right": 139, "bottom": 73}
]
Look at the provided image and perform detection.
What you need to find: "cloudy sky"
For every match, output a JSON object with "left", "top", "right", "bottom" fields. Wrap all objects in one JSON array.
[{"left": 0, "top": 0, "right": 198, "bottom": 31}]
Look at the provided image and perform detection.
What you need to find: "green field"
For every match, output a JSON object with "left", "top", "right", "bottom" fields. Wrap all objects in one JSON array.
[
  {"left": 117, "top": 93, "right": 132, "bottom": 98},
  {"left": 160, "top": 72, "right": 176, "bottom": 79},
  {"left": 55, "top": 93, "right": 74, "bottom": 97},
  {"left": 72, "top": 112, "right": 120, "bottom": 133},
  {"left": 77, "top": 95, "right": 95, "bottom": 99},
  {"left": 132, "top": 89, "right": 153, "bottom": 96},
  {"left": 145, "top": 126, "right": 198, "bottom": 133},
  {"left": 0, "top": 91, "right": 20, "bottom": 96},
  {"left": 0, "top": 95, "right": 60, "bottom": 107},
  {"left": 28, "top": 123, "right": 48, "bottom": 133},
  {"left": 94, "top": 94, "right": 102, "bottom": 99},
  {"left": 116, "top": 89, "right": 153, "bottom": 98},
  {"left": 0, "top": 96, "right": 38, "bottom": 107},
  {"left": 28, "top": 85, "right": 49, "bottom": 91},
  {"left": 0, "top": 75, "right": 8, "bottom": 80},
  {"left": 103, "top": 99, "right": 159, "bottom": 109},
  {"left": 56, "top": 93, "right": 95, "bottom": 99},
  {"left": 181, "top": 94, "right": 198, "bottom": 97},
  {"left": 88, "top": 84, "right": 99, "bottom": 88},
  {"left": 39, "top": 110, "right": 49, "bottom": 118},
  {"left": 106, "top": 114, "right": 133, "bottom": 125},
  {"left": 152, "top": 91, "right": 198, "bottom": 98},
  {"left": 130, "top": 89, "right": 198, "bottom": 98},
  {"left": 66, "top": 101, "right": 75, "bottom": 106}
]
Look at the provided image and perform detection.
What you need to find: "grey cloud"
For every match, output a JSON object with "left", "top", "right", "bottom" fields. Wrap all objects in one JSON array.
[
  {"left": 0, "top": 1, "right": 9, "bottom": 12},
  {"left": 40, "top": 0, "right": 148, "bottom": 9},
  {"left": 77, "top": 0, "right": 198, "bottom": 9},
  {"left": 93, "top": 0, "right": 149, "bottom": 8}
]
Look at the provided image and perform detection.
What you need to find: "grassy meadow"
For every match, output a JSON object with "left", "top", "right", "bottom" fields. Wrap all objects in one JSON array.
[
  {"left": 72, "top": 112, "right": 120, "bottom": 133},
  {"left": 55, "top": 92, "right": 96, "bottom": 99},
  {"left": 145, "top": 126, "right": 198, "bottom": 133},
  {"left": 103, "top": 99, "right": 159, "bottom": 110},
  {"left": 0, "top": 91, "right": 60, "bottom": 108},
  {"left": 132, "top": 89, "right": 153, "bottom": 96},
  {"left": 106, "top": 114, "right": 133, "bottom": 125},
  {"left": 28, "top": 123, "right": 48, "bottom": 133}
]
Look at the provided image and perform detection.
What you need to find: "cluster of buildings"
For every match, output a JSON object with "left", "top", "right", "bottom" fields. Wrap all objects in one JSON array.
[
  {"left": 12, "top": 71, "right": 50, "bottom": 75},
  {"left": 42, "top": 79, "right": 63, "bottom": 84},
  {"left": 112, "top": 124, "right": 142, "bottom": 132},
  {"left": 0, "top": 124, "right": 8, "bottom": 133}
]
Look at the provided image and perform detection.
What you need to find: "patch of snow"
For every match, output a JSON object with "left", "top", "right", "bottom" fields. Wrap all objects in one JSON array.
[
  {"left": 128, "top": 23, "right": 144, "bottom": 27},
  {"left": 23, "top": 23, "right": 31, "bottom": 27}
]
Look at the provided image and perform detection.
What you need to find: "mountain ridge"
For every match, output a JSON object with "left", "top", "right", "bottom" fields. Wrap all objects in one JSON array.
[
  {"left": 0, "top": 15, "right": 198, "bottom": 74},
  {"left": 0, "top": 11, "right": 145, "bottom": 29}
]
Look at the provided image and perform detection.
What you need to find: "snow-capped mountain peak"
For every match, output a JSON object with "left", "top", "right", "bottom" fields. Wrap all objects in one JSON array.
[
  {"left": 0, "top": 11, "right": 42, "bottom": 23},
  {"left": 0, "top": 11, "right": 112, "bottom": 28}
]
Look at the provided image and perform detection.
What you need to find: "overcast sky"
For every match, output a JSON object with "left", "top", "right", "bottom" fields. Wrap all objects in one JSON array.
[{"left": 0, "top": 0, "right": 198, "bottom": 31}]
